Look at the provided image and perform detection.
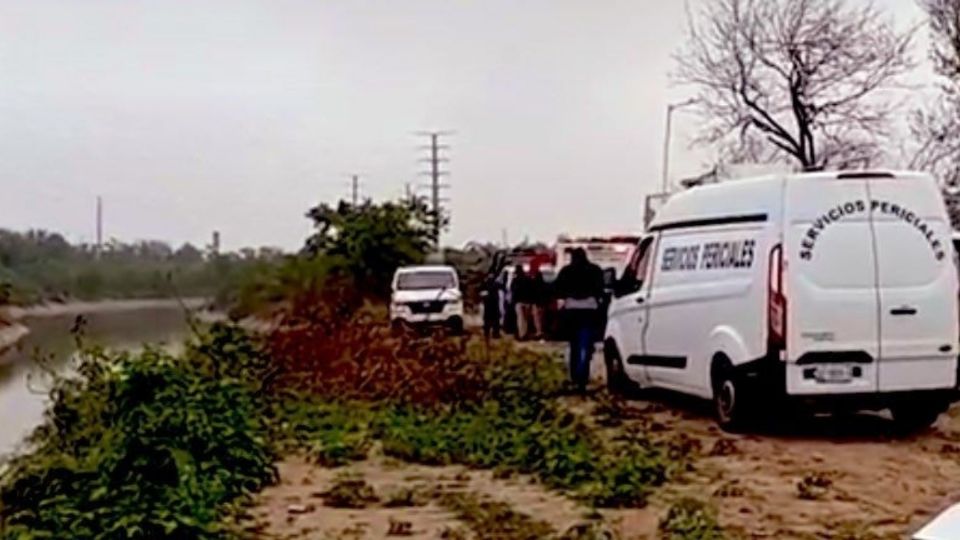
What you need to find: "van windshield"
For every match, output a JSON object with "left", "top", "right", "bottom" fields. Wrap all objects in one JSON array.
[{"left": 396, "top": 271, "right": 456, "bottom": 290}]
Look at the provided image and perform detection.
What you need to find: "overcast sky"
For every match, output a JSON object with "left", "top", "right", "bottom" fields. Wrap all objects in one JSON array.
[{"left": 0, "top": 0, "right": 928, "bottom": 250}]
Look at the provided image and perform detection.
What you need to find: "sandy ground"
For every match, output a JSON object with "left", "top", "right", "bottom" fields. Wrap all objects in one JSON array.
[
  {"left": 250, "top": 342, "right": 960, "bottom": 539},
  {"left": 253, "top": 401, "right": 960, "bottom": 539},
  {"left": 250, "top": 454, "right": 615, "bottom": 539},
  {"left": 585, "top": 394, "right": 960, "bottom": 539}
]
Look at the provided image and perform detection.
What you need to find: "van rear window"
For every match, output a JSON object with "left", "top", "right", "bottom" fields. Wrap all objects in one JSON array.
[{"left": 835, "top": 172, "right": 896, "bottom": 180}]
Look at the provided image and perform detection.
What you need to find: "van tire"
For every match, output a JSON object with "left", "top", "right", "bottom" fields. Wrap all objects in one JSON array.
[
  {"left": 890, "top": 401, "right": 946, "bottom": 434},
  {"left": 712, "top": 356, "right": 753, "bottom": 432},
  {"left": 604, "top": 340, "right": 637, "bottom": 396}
]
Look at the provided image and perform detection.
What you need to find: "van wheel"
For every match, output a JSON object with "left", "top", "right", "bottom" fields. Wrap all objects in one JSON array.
[
  {"left": 890, "top": 401, "right": 946, "bottom": 435},
  {"left": 712, "top": 359, "right": 752, "bottom": 432},
  {"left": 604, "top": 340, "right": 637, "bottom": 396}
]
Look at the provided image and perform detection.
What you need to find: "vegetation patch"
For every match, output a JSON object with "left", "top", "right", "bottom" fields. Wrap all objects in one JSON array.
[
  {"left": 382, "top": 486, "right": 430, "bottom": 508},
  {"left": 438, "top": 492, "right": 555, "bottom": 540},
  {"left": 658, "top": 498, "right": 726, "bottom": 540},
  {"left": 322, "top": 473, "right": 380, "bottom": 509},
  {"left": 796, "top": 471, "right": 833, "bottom": 501},
  {"left": 0, "top": 328, "right": 277, "bottom": 539}
]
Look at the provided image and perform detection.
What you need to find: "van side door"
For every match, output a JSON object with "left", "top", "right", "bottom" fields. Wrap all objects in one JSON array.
[{"left": 607, "top": 236, "right": 656, "bottom": 384}]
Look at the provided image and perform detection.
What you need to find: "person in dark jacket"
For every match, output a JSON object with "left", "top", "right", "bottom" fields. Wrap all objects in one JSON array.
[
  {"left": 481, "top": 275, "right": 501, "bottom": 339},
  {"left": 554, "top": 248, "right": 605, "bottom": 392},
  {"left": 528, "top": 264, "right": 548, "bottom": 340},
  {"left": 510, "top": 265, "right": 535, "bottom": 340}
]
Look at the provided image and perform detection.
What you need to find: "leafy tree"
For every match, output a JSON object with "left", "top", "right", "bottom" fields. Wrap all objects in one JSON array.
[
  {"left": 303, "top": 199, "right": 435, "bottom": 298},
  {"left": 677, "top": 0, "right": 913, "bottom": 170},
  {"left": 172, "top": 242, "right": 204, "bottom": 264},
  {"left": 0, "top": 228, "right": 279, "bottom": 304}
]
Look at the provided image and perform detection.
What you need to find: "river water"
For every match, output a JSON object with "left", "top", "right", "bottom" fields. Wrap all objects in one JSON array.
[{"left": 0, "top": 306, "right": 192, "bottom": 459}]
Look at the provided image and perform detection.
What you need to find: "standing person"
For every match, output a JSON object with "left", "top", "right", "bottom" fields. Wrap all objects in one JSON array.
[
  {"left": 529, "top": 264, "right": 548, "bottom": 340},
  {"left": 510, "top": 265, "right": 533, "bottom": 340},
  {"left": 554, "top": 248, "right": 605, "bottom": 393},
  {"left": 481, "top": 275, "right": 501, "bottom": 339}
]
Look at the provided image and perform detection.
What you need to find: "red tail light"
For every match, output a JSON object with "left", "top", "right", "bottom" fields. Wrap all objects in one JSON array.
[{"left": 768, "top": 244, "right": 786, "bottom": 352}]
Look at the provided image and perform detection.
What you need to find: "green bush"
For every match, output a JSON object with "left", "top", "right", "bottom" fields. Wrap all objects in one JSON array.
[
  {"left": 658, "top": 498, "right": 725, "bottom": 540},
  {"left": 0, "top": 334, "right": 276, "bottom": 539},
  {"left": 263, "top": 340, "right": 668, "bottom": 509},
  {"left": 269, "top": 397, "right": 373, "bottom": 466}
]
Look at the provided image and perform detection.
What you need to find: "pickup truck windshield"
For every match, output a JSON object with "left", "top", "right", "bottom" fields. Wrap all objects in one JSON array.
[{"left": 396, "top": 271, "right": 456, "bottom": 290}]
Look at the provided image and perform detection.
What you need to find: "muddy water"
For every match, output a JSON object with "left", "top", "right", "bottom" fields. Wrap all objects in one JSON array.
[{"left": 0, "top": 306, "right": 191, "bottom": 458}]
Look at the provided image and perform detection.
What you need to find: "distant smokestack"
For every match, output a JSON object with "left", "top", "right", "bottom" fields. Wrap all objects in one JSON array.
[{"left": 96, "top": 196, "right": 103, "bottom": 257}]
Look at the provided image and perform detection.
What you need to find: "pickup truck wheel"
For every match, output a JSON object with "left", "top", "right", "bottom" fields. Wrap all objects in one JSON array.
[
  {"left": 713, "top": 361, "right": 753, "bottom": 432},
  {"left": 447, "top": 317, "right": 464, "bottom": 336},
  {"left": 890, "top": 401, "right": 945, "bottom": 435}
]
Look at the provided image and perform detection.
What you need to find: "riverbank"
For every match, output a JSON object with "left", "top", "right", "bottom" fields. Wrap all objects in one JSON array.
[{"left": 0, "top": 298, "right": 209, "bottom": 352}]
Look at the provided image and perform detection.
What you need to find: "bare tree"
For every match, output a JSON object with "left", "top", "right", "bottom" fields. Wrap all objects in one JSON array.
[
  {"left": 676, "top": 0, "right": 914, "bottom": 170},
  {"left": 911, "top": 0, "right": 960, "bottom": 192}
]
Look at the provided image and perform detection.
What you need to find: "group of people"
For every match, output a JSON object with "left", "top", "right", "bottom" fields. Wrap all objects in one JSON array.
[
  {"left": 481, "top": 263, "right": 549, "bottom": 341},
  {"left": 482, "top": 248, "right": 606, "bottom": 393}
]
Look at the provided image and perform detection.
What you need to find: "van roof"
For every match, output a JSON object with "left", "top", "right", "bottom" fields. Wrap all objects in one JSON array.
[
  {"left": 395, "top": 265, "right": 456, "bottom": 274},
  {"left": 649, "top": 170, "right": 934, "bottom": 231}
]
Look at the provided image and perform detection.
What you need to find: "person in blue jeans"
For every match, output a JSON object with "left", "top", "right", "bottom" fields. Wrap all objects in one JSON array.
[{"left": 553, "top": 248, "right": 605, "bottom": 393}]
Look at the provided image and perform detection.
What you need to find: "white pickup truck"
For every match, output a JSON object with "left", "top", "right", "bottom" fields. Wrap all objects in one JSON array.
[{"left": 389, "top": 265, "right": 464, "bottom": 333}]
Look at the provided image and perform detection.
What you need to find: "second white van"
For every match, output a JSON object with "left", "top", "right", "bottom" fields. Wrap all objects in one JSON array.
[{"left": 604, "top": 171, "right": 959, "bottom": 431}]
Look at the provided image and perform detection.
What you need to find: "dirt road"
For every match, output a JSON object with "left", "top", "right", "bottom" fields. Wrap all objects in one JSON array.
[
  {"left": 587, "top": 393, "right": 960, "bottom": 539},
  {"left": 251, "top": 345, "right": 960, "bottom": 539}
]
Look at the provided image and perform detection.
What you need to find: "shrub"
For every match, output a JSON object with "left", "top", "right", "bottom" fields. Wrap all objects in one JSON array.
[
  {"left": 373, "top": 345, "right": 667, "bottom": 508},
  {"left": 658, "top": 498, "right": 725, "bottom": 540},
  {"left": 269, "top": 397, "right": 373, "bottom": 466},
  {"left": 0, "top": 335, "right": 276, "bottom": 539},
  {"left": 322, "top": 473, "right": 379, "bottom": 509},
  {"left": 265, "top": 305, "right": 486, "bottom": 406},
  {"left": 438, "top": 492, "right": 555, "bottom": 540}
]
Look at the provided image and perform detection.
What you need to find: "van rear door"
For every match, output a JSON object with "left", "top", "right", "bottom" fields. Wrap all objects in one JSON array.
[
  {"left": 785, "top": 177, "right": 881, "bottom": 394},
  {"left": 864, "top": 174, "right": 957, "bottom": 392}
]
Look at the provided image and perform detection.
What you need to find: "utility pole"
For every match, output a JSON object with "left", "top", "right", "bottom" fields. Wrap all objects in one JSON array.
[
  {"left": 345, "top": 173, "right": 362, "bottom": 206},
  {"left": 95, "top": 196, "right": 103, "bottom": 257},
  {"left": 661, "top": 98, "right": 698, "bottom": 193},
  {"left": 416, "top": 130, "right": 454, "bottom": 247}
]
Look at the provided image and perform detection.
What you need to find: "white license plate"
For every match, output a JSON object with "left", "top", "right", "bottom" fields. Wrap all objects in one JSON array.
[{"left": 816, "top": 365, "right": 853, "bottom": 383}]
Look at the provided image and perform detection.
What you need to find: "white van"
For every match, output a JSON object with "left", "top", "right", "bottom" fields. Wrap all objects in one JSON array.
[
  {"left": 604, "top": 171, "right": 959, "bottom": 431},
  {"left": 390, "top": 265, "right": 464, "bottom": 333}
]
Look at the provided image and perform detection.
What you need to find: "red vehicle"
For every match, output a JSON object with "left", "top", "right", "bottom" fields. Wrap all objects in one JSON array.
[
  {"left": 555, "top": 235, "right": 641, "bottom": 279},
  {"left": 555, "top": 234, "right": 642, "bottom": 337}
]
